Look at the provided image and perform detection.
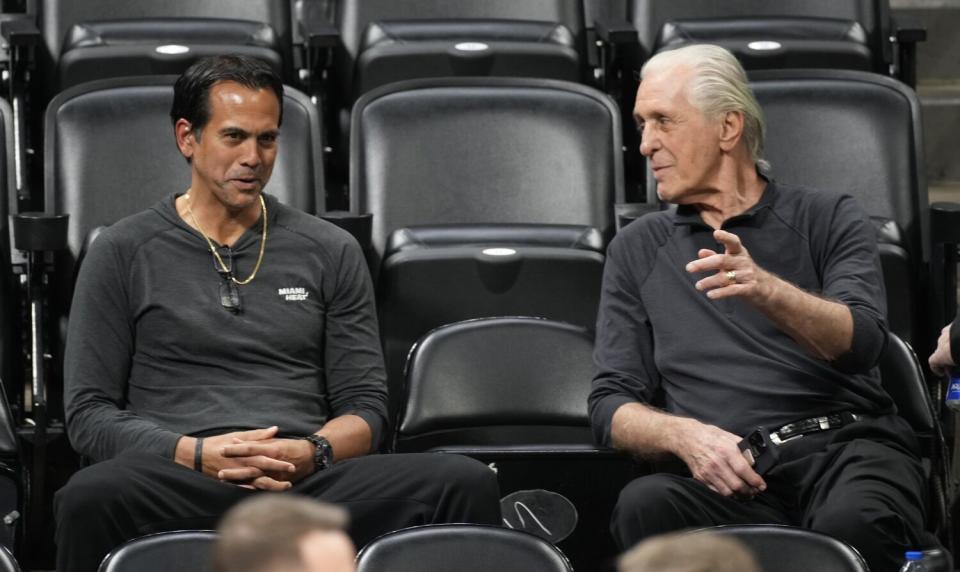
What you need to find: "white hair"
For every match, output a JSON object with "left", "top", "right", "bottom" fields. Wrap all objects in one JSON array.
[{"left": 641, "top": 44, "right": 770, "bottom": 172}]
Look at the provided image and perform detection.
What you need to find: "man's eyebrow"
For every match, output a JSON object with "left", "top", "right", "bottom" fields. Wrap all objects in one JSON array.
[{"left": 219, "top": 126, "right": 249, "bottom": 136}]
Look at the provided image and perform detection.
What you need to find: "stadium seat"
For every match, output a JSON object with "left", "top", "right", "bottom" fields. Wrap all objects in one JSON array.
[
  {"left": 0, "top": 544, "right": 20, "bottom": 572},
  {"left": 396, "top": 317, "right": 636, "bottom": 570},
  {"left": 33, "top": 0, "right": 297, "bottom": 92},
  {"left": 0, "top": 95, "right": 22, "bottom": 554},
  {"left": 629, "top": 0, "right": 924, "bottom": 86},
  {"left": 97, "top": 530, "right": 216, "bottom": 572},
  {"left": 396, "top": 317, "right": 598, "bottom": 455},
  {"left": 355, "top": 524, "right": 573, "bottom": 572},
  {"left": 690, "top": 525, "right": 869, "bottom": 572},
  {"left": 44, "top": 76, "right": 324, "bottom": 268},
  {"left": 350, "top": 77, "right": 622, "bottom": 426}
]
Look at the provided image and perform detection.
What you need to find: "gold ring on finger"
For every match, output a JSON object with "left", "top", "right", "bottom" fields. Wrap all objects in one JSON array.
[{"left": 725, "top": 270, "right": 737, "bottom": 284}]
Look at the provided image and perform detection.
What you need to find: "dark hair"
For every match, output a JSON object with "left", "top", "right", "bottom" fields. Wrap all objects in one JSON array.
[{"left": 170, "top": 54, "right": 284, "bottom": 138}]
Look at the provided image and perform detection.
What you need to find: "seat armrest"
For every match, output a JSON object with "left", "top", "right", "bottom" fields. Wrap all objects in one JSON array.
[
  {"left": 594, "top": 18, "right": 638, "bottom": 46},
  {"left": 0, "top": 16, "right": 39, "bottom": 47},
  {"left": 895, "top": 23, "right": 927, "bottom": 44},
  {"left": 931, "top": 202, "right": 960, "bottom": 245},
  {"left": 299, "top": 15, "right": 339, "bottom": 49},
  {"left": 320, "top": 211, "right": 372, "bottom": 249}
]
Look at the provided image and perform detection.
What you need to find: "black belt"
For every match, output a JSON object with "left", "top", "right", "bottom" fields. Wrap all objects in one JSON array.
[{"left": 769, "top": 411, "right": 866, "bottom": 445}]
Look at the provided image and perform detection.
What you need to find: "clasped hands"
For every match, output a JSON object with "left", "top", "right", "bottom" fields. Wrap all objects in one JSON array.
[
  {"left": 685, "top": 229, "right": 769, "bottom": 301},
  {"left": 199, "top": 426, "right": 315, "bottom": 491}
]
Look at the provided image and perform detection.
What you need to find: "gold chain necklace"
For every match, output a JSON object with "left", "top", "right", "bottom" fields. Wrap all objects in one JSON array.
[{"left": 184, "top": 191, "right": 268, "bottom": 285}]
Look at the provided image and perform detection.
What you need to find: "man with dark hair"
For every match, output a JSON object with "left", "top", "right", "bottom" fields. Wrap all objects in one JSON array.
[
  {"left": 54, "top": 55, "right": 500, "bottom": 572},
  {"left": 590, "top": 45, "right": 924, "bottom": 572},
  {"left": 214, "top": 495, "right": 355, "bottom": 572}
]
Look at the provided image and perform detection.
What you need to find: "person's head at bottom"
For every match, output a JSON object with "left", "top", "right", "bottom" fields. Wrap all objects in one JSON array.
[
  {"left": 618, "top": 531, "right": 760, "bottom": 572},
  {"left": 213, "top": 494, "right": 356, "bottom": 572}
]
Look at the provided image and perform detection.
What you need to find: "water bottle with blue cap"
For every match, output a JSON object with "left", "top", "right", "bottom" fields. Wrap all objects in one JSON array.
[{"left": 899, "top": 550, "right": 927, "bottom": 571}]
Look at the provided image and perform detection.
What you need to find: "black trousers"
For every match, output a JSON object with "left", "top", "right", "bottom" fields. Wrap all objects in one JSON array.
[
  {"left": 611, "top": 415, "right": 927, "bottom": 572},
  {"left": 54, "top": 451, "right": 501, "bottom": 572}
]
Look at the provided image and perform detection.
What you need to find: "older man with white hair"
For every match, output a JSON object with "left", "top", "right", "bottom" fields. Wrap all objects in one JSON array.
[{"left": 589, "top": 44, "right": 925, "bottom": 572}]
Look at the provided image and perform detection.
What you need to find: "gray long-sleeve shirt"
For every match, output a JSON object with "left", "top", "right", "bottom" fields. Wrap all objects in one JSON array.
[
  {"left": 64, "top": 193, "right": 388, "bottom": 462},
  {"left": 589, "top": 180, "right": 895, "bottom": 447}
]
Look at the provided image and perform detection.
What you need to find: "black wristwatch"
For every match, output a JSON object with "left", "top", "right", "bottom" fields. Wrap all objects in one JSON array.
[{"left": 302, "top": 434, "right": 334, "bottom": 471}]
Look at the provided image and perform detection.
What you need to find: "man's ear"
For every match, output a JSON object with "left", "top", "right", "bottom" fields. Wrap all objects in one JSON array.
[
  {"left": 718, "top": 110, "right": 744, "bottom": 152},
  {"left": 175, "top": 118, "right": 195, "bottom": 160}
]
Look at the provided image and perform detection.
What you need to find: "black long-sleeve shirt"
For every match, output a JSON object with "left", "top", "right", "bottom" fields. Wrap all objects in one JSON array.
[
  {"left": 589, "top": 181, "right": 894, "bottom": 447},
  {"left": 64, "top": 193, "right": 388, "bottom": 462}
]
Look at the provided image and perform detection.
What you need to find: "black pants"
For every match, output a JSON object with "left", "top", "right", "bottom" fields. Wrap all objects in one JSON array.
[
  {"left": 611, "top": 415, "right": 927, "bottom": 572},
  {"left": 54, "top": 451, "right": 501, "bottom": 572}
]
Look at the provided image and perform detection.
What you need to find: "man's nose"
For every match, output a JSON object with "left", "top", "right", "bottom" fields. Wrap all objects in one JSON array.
[
  {"left": 638, "top": 127, "right": 656, "bottom": 157},
  {"left": 239, "top": 139, "right": 262, "bottom": 168}
]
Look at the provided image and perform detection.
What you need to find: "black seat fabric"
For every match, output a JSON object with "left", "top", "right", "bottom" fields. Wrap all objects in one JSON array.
[
  {"left": 0, "top": 99, "right": 22, "bottom": 553},
  {"left": 396, "top": 317, "right": 598, "bottom": 455},
  {"left": 380, "top": 226, "right": 605, "bottom": 426},
  {"left": 691, "top": 525, "right": 868, "bottom": 572},
  {"left": 335, "top": 0, "right": 585, "bottom": 102},
  {"left": 354, "top": 18, "right": 581, "bottom": 96},
  {"left": 98, "top": 530, "right": 216, "bottom": 572},
  {"left": 0, "top": 544, "right": 20, "bottom": 572},
  {"left": 646, "top": 70, "right": 927, "bottom": 347},
  {"left": 57, "top": 18, "right": 284, "bottom": 90},
  {"left": 879, "top": 333, "right": 934, "bottom": 434},
  {"left": 630, "top": 0, "right": 889, "bottom": 73},
  {"left": 45, "top": 75, "right": 324, "bottom": 268},
  {"left": 355, "top": 524, "right": 572, "bottom": 572},
  {"left": 352, "top": 77, "right": 622, "bottom": 260},
  {"left": 352, "top": 77, "right": 621, "bottom": 426},
  {"left": 657, "top": 17, "right": 873, "bottom": 72},
  {"left": 37, "top": 0, "right": 294, "bottom": 90}
]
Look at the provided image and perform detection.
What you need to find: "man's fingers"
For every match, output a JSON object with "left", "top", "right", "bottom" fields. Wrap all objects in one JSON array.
[
  {"left": 686, "top": 253, "right": 726, "bottom": 274},
  {"left": 714, "top": 230, "right": 743, "bottom": 254},
  {"left": 230, "top": 426, "right": 279, "bottom": 442},
  {"left": 221, "top": 442, "right": 281, "bottom": 459},
  {"left": 220, "top": 453, "right": 296, "bottom": 474},
  {"left": 697, "top": 249, "right": 717, "bottom": 259},
  {"left": 251, "top": 476, "right": 292, "bottom": 491},
  {"left": 218, "top": 467, "right": 264, "bottom": 482}
]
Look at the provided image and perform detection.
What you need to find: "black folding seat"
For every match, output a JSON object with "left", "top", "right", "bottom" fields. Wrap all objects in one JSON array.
[
  {"left": 98, "top": 530, "right": 216, "bottom": 572},
  {"left": 356, "top": 525, "right": 573, "bottom": 572},
  {"left": 350, "top": 77, "right": 623, "bottom": 426},
  {"left": 32, "top": 0, "right": 297, "bottom": 91},
  {"left": 0, "top": 96, "right": 23, "bottom": 555},
  {"left": 629, "top": 0, "right": 924, "bottom": 86},
  {"left": 690, "top": 525, "right": 869, "bottom": 572},
  {"left": 45, "top": 76, "right": 324, "bottom": 270},
  {"left": 330, "top": 0, "right": 587, "bottom": 103},
  {"left": 396, "top": 317, "right": 637, "bottom": 569}
]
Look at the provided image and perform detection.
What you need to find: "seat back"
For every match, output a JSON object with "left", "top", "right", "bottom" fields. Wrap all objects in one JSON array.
[
  {"left": 752, "top": 70, "right": 926, "bottom": 346},
  {"left": 397, "top": 317, "right": 596, "bottom": 454},
  {"left": 379, "top": 226, "right": 605, "bottom": 428},
  {"left": 56, "top": 18, "right": 286, "bottom": 91},
  {"left": 0, "top": 545, "right": 20, "bottom": 572},
  {"left": 0, "top": 97, "right": 16, "bottom": 397},
  {"left": 351, "top": 77, "right": 623, "bottom": 262},
  {"left": 37, "top": 0, "right": 293, "bottom": 80},
  {"left": 356, "top": 524, "right": 573, "bottom": 572},
  {"left": 878, "top": 333, "right": 934, "bottom": 434},
  {"left": 336, "top": 0, "right": 585, "bottom": 94},
  {"left": 648, "top": 70, "right": 926, "bottom": 345},
  {"left": 630, "top": 0, "right": 887, "bottom": 70},
  {"left": 44, "top": 76, "right": 324, "bottom": 271},
  {"left": 691, "top": 525, "right": 868, "bottom": 572},
  {"left": 98, "top": 530, "right": 216, "bottom": 572}
]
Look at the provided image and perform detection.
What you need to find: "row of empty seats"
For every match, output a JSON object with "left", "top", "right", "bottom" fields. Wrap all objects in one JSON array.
[{"left": 0, "top": 0, "right": 926, "bottom": 213}]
